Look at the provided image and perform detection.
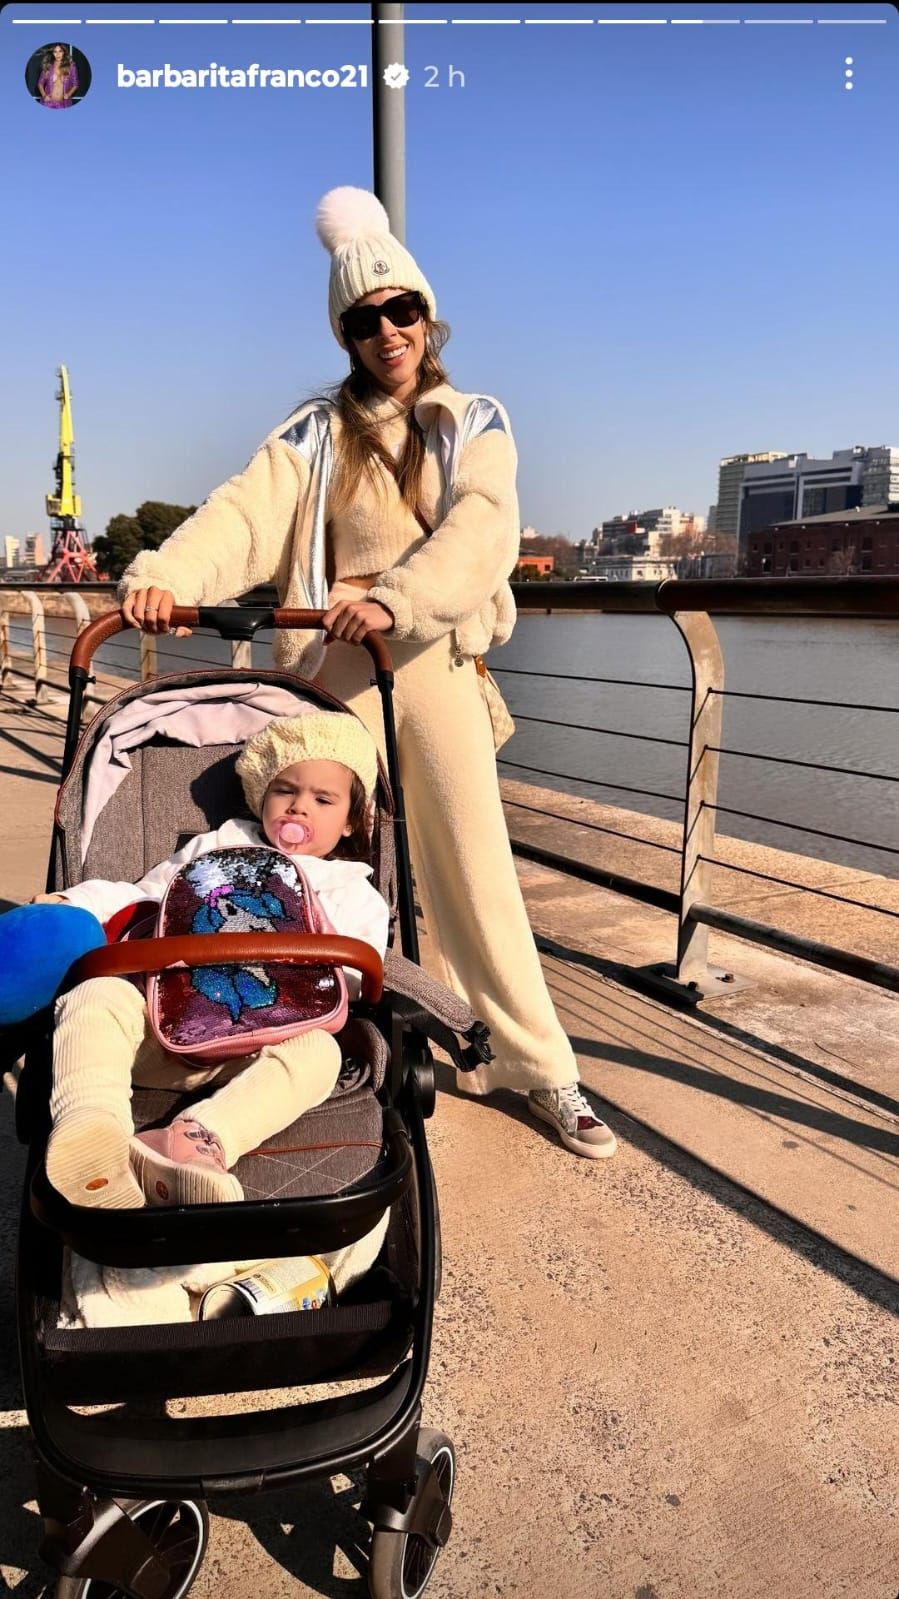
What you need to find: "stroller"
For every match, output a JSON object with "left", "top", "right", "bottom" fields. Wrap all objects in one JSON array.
[{"left": 13, "top": 605, "right": 494, "bottom": 1599}]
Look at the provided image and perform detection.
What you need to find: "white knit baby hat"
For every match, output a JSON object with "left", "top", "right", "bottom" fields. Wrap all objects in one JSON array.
[
  {"left": 236, "top": 712, "right": 379, "bottom": 816},
  {"left": 315, "top": 186, "right": 437, "bottom": 351}
]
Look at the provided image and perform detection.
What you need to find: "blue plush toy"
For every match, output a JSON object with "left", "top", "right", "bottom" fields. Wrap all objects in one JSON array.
[{"left": 0, "top": 904, "right": 107, "bottom": 1028}]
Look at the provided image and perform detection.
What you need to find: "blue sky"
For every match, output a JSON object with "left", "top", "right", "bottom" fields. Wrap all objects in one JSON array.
[{"left": 1, "top": 0, "right": 896, "bottom": 549}]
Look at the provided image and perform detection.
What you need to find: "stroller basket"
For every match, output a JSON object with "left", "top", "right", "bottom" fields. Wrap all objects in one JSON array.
[
  {"left": 28, "top": 1144, "right": 423, "bottom": 1409},
  {"left": 35, "top": 1287, "right": 415, "bottom": 1407}
]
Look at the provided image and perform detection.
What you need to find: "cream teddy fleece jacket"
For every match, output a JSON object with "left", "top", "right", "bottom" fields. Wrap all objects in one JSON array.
[{"left": 117, "top": 382, "right": 521, "bottom": 674}]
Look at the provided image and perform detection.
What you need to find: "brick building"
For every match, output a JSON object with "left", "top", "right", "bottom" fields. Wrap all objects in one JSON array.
[{"left": 743, "top": 505, "right": 899, "bottom": 577}]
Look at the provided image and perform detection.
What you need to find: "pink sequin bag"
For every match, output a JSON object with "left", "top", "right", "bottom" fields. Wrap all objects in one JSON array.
[{"left": 146, "top": 847, "right": 348, "bottom": 1064}]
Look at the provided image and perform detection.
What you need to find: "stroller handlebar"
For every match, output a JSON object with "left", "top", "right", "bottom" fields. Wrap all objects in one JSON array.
[
  {"left": 68, "top": 932, "right": 384, "bottom": 1003},
  {"left": 69, "top": 607, "right": 394, "bottom": 676}
]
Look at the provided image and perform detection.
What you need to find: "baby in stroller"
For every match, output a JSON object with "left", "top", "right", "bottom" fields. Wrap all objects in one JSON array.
[{"left": 36, "top": 710, "right": 390, "bottom": 1223}]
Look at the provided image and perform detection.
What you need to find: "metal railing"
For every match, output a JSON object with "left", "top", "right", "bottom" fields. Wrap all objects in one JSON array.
[
  {"left": 0, "top": 584, "right": 253, "bottom": 712},
  {"left": 2, "top": 576, "right": 897, "bottom": 1004},
  {"left": 501, "top": 575, "right": 899, "bottom": 1000},
  {"left": 0, "top": 585, "right": 96, "bottom": 707}
]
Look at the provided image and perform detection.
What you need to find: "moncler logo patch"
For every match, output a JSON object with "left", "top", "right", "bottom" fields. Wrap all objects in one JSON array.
[{"left": 373, "top": 259, "right": 390, "bottom": 274}]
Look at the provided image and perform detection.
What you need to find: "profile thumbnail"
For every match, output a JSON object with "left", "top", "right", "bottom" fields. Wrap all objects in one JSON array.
[{"left": 26, "top": 43, "right": 92, "bottom": 110}]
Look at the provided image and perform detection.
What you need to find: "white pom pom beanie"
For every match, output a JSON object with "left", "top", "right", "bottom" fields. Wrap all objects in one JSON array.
[{"left": 315, "top": 185, "right": 437, "bottom": 350}]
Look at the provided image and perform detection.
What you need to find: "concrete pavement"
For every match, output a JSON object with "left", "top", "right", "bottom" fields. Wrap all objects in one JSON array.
[{"left": 0, "top": 684, "right": 896, "bottom": 1599}]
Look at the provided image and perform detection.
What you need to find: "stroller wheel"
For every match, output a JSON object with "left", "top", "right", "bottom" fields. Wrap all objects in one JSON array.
[
  {"left": 368, "top": 1429, "right": 455, "bottom": 1599},
  {"left": 53, "top": 1498, "right": 209, "bottom": 1599},
  {"left": 430, "top": 1163, "right": 443, "bottom": 1304}
]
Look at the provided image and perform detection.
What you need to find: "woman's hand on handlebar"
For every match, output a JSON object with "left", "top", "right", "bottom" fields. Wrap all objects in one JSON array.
[
  {"left": 122, "top": 588, "right": 193, "bottom": 638},
  {"left": 322, "top": 598, "right": 395, "bottom": 647}
]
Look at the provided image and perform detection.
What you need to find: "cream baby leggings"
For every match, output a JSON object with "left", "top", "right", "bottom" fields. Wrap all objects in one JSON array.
[
  {"left": 314, "top": 633, "right": 579, "bottom": 1097},
  {"left": 51, "top": 975, "right": 389, "bottom": 1282}
]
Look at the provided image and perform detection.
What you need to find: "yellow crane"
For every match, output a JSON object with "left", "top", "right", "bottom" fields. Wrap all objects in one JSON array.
[{"left": 43, "top": 364, "right": 100, "bottom": 582}]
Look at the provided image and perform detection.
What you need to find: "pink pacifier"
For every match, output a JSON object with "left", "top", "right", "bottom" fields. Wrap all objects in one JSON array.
[{"left": 274, "top": 818, "right": 311, "bottom": 849}]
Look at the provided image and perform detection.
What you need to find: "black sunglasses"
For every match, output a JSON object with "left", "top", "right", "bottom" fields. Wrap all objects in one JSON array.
[{"left": 341, "top": 291, "right": 424, "bottom": 343}]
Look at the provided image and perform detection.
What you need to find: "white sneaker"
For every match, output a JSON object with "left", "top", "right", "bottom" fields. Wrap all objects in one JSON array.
[{"left": 527, "top": 1084, "right": 618, "bottom": 1160}]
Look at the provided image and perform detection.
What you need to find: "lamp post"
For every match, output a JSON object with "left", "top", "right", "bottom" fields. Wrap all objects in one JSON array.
[{"left": 371, "top": 2, "right": 406, "bottom": 242}]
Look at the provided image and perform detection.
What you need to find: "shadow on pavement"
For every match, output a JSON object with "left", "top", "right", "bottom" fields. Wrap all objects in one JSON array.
[
  {"left": 432, "top": 1059, "right": 899, "bottom": 1317},
  {"left": 215, "top": 1473, "right": 373, "bottom": 1596},
  {"left": 538, "top": 932, "right": 899, "bottom": 1117}
]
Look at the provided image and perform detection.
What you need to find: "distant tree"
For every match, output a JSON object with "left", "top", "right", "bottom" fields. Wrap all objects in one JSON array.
[
  {"left": 656, "top": 529, "right": 738, "bottom": 577},
  {"left": 92, "top": 500, "right": 197, "bottom": 580},
  {"left": 826, "top": 544, "right": 857, "bottom": 575},
  {"left": 658, "top": 528, "right": 735, "bottom": 559}
]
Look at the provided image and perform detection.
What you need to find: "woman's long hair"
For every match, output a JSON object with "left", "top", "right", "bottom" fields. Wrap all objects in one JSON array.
[
  {"left": 298, "top": 308, "right": 452, "bottom": 522},
  {"left": 42, "top": 43, "right": 72, "bottom": 71}
]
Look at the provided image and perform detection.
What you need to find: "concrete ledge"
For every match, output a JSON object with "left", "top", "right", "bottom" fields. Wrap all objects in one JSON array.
[
  {"left": 501, "top": 776, "right": 899, "bottom": 962},
  {"left": 503, "top": 778, "right": 899, "bottom": 1107}
]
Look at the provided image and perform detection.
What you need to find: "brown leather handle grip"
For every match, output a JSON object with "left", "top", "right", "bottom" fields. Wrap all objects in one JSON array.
[
  {"left": 69, "top": 932, "right": 384, "bottom": 1003},
  {"left": 70, "top": 607, "right": 394, "bottom": 675},
  {"left": 273, "top": 609, "right": 393, "bottom": 673},
  {"left": 70, "top": 609, "right": 129, "bottom": 671}
]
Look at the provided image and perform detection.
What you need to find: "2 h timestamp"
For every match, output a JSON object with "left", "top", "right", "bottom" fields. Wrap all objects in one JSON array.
[{"left": 424, "top": 64, "right": 466, "bottom": 89}]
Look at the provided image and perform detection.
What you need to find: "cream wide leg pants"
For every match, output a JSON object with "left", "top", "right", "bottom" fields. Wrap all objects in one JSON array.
[
  {"left": 50, "top": 976, "right": 389, "bottom": 1284},
  {"left": 313, "top": 634, "right": 580, "bottom": 1097}
]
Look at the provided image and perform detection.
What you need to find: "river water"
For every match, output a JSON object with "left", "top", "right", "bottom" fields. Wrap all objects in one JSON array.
[
  {"left": 12, "top": 610, "right": 899, "bottom": 881},
  {"left": 496, "top": 613, "right": 899, "bottom": 882}
]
